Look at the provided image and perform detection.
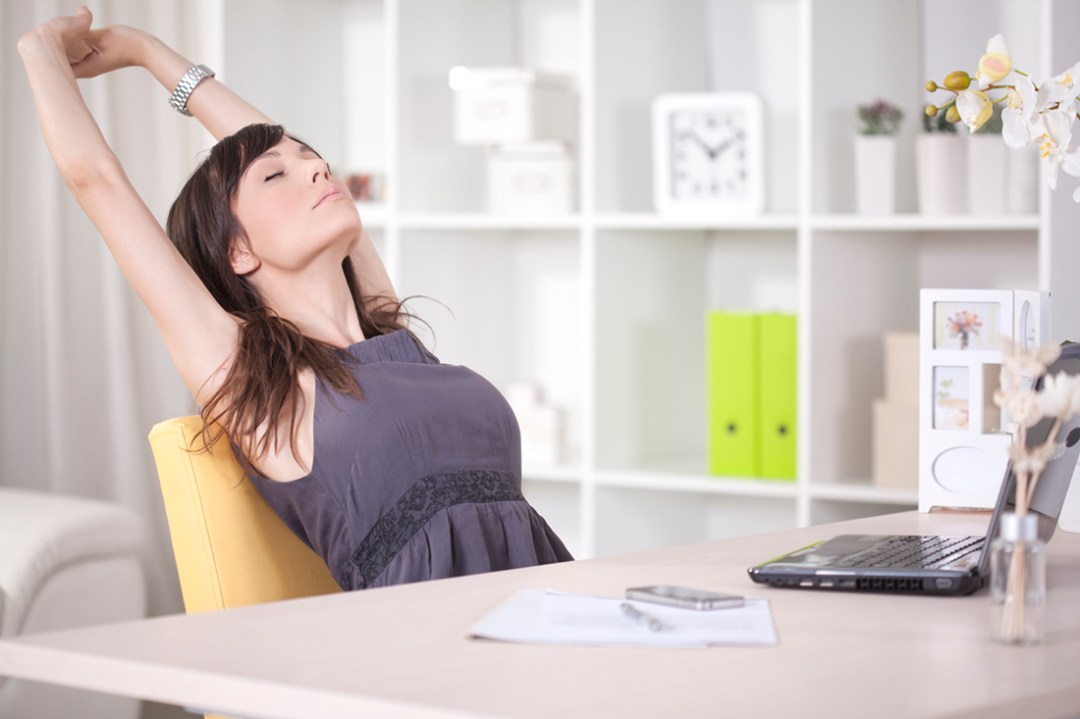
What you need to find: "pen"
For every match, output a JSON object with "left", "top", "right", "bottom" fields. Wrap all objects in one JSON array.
[{"left": 620, "top": 602, "right": 664, "bottom": 632}]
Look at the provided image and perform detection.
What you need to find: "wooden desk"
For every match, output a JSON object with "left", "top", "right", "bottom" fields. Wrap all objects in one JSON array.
[{"left": 1, "top": 511, "right": 1079, "bottom": 719}]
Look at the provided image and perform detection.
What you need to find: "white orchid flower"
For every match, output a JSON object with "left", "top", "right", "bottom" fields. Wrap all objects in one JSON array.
[
  {"left": 1002, "top": 74, "right": 1042, "bottom": 148},
  {"left": 1035, "top": 109, "right": 1080, "bottom": 191},
  {"left": 957, "top": 90, "right": 994, "bottom": 133},
  {"left": 1037, "top": 60, "right": 1080, "bottom": 111},
  {"left": 977, "top": 34, "right": 1013, "bottom": 86}
]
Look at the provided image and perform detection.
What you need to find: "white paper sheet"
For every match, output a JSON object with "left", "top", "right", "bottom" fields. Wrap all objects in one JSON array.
[{"left": 468, "top": 590, "right": 778, "bottom": 648}]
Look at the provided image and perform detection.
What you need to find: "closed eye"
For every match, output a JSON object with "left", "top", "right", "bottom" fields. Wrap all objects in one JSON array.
[{"left": 264, "top": 170, "right": 284, "bottom": 182}]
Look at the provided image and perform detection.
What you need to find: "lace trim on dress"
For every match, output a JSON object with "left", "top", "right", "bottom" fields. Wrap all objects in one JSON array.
[{"left": 345, "top": 469, "right": 524, "bottom": 588}]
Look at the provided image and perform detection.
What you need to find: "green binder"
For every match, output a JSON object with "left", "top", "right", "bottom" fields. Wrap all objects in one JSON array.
[
  {"left": 758, "top": 313, "right": 797, "bottom": 480},
  {"left": 707, "top": 311, "right": 760, "bottom": 477}
]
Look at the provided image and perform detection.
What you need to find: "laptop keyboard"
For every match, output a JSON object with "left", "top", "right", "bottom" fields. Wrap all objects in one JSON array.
[{"left": 831, "top": 535, "right": 985, "bottom": 569}]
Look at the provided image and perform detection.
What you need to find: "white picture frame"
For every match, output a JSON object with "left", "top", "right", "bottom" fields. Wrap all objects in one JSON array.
[
  {"left": 918, "top": 288, "right": 1051, "bottom": 512},
  {"left": 651, "top": 92, "right": 764, "bottom": 217}
]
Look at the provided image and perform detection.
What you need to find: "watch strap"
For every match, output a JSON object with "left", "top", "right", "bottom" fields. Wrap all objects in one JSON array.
[{"left": 168, "top": 64, "right": 215, "bottom": 116}]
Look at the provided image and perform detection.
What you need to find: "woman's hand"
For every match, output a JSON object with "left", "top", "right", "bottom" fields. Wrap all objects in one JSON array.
[
  {"left": 73, "top": 24, "right": 151, "bottom": 79},
  {"left": 17, "top": 6, "right": 95, "bottom": 65},
  {"left": 17, "top": 6, "right": 147, "bottom": 78}
]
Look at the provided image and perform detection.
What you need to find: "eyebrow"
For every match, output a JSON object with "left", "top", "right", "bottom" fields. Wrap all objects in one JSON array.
[{"left": 251, "top": 143, "right": 319, "bottom": 165}]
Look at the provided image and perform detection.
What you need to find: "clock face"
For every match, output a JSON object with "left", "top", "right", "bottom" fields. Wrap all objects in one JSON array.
[
  {"left": 669, "top": 110, "right": 749, "bottom": 200},
  {"left": 652, "top": 93, "right": 764, "bottom": 215}
]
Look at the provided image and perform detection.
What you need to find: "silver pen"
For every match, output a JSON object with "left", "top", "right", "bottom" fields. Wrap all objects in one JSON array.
[{"left": 620, "top": 602, "right": 664, "bottom": 632}]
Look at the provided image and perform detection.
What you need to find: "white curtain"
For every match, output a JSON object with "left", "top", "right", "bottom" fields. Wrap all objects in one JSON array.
[{"left": 1, "top": 0, "right": 221, "bottom": 634}]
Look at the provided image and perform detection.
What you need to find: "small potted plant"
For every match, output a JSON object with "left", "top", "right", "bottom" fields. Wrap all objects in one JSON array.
[
  {"left": 854, "top": 99, "right": 903, "bottom": 214},
  {"left": 917, "top": 94, "right": 966, "bottom": 215}
]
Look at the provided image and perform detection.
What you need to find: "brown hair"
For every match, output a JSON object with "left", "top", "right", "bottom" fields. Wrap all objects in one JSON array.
[{"left": 165, "top": 123, "right": 414, "bottom": 470}]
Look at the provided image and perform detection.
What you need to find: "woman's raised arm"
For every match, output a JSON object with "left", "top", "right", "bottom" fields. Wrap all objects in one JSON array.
[
  {"left": 18, "top": 7, "right": 239, "bottom": 405},
  {"left": 72, "top": 21, "right": 271, "bottom": 140},
  {"left": 78, "top": 21, "right": 399, "bottom": 305}
]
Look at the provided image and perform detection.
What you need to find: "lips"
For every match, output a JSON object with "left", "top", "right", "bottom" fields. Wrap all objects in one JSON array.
[{"left": 313, "top": 187, "right": 344, "bottom": 208}]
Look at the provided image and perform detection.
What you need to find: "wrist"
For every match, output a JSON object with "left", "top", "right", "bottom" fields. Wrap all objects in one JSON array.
[
  {"left": 122, "top": 27, "right": 158, "bottom": 68},
  {"left": 17, "top": 27, "right": 61, "bottom": 60}
]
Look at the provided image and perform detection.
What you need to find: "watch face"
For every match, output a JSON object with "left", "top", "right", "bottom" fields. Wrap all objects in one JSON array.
[{"left": 669, "top": 110, "right": 748, "bottom": 200}]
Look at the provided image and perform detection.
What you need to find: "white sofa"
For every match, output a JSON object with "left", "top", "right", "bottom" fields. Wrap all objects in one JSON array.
[{"left": 0, "top": 487, "right": 146, "bottom": 719}]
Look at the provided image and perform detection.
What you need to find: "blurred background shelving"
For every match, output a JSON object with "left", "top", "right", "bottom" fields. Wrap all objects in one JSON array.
[{"left": 217, "top": 0, "right": 1080, "bottom": 559}]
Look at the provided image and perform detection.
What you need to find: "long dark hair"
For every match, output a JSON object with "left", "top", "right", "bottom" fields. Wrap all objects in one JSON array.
[{"left": 165, "top": 123, "right": 413, "bottom": 469}]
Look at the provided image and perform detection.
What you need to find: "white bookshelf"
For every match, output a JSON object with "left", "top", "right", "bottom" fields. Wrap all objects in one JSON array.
[{"left": 216, "top": 0, "right": 1080, "bottom": 560}]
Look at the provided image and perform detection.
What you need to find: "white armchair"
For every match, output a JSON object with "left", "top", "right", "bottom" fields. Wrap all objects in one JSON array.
[{"left": 0, "top": 487, "right": 146, "bottom": 719}]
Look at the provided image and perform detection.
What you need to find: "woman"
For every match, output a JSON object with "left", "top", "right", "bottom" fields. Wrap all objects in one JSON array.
[{"left": 18, "top": 7, "right": 571, "bottom": 591}]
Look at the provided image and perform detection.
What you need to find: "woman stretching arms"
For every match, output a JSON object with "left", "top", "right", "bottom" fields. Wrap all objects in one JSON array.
[{"left": 18, "top": 7, "right": 571, "bottom": 591}]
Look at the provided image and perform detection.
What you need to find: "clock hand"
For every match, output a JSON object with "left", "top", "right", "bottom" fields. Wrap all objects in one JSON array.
[
  {"left": 685, "top": 130, "right": 718, "bottom": 160},
  {"left": 712, "top": 133, "right": 742, "bottom": 157}
]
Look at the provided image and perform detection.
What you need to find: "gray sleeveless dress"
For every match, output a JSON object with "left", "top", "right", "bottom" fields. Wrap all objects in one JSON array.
[{"left": 244, "top": 329, "right": 572, "bottom": 591}]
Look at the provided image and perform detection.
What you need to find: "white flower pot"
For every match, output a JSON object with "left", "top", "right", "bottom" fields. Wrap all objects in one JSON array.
[
  {"left": 1007, "top": 143, "right": 1040, "bottom": 214},
  {"left": 854, "top": 135, "right": 896, "bottom": 214},
  {"left": 967, "top": 134, "right": 1008, "bottom": 215},
  {"left": 917, "top": 134, "right": 967, "bottom": 215}
]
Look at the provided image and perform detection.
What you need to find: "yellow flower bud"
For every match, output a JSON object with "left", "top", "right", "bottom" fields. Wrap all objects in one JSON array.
[
  {"left": 945, "top": 105, "right": 961, "bottom": 123},
  {"left": 978, "top": 51, "right": 1012, "bottom": 83},
  {"left": 925, "top": 80, "right": 938, "bottom": 92},
  {"left": 925, "top": 104, "right": 939, "bottom": 117},
  {"left": 943, "top": 71, "right": 972, "bottom": 92}
]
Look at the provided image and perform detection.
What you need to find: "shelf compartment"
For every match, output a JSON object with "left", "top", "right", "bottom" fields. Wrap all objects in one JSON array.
[
  {"left": 593, "top": 486, "right": 796, "bottom": 557},
  {"left": 594, "top": 229, "right": 797, "bottom": 471},
  {"left": 594, "top": 0, "right": 800, "bottom": 214},
  {"left": 397, "top": 0, "right": 582, "bottom": 213}
]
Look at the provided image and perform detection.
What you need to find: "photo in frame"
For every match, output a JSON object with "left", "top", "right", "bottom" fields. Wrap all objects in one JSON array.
[
  {"left": 932, "top": 301, "right": 1001, "bottom": 351},
  {"left": 932, "top": 366, "right": 969, "bottom": 431}
]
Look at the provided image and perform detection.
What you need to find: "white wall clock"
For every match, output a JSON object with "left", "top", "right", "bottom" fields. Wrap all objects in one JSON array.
[{"left": 652, "top": 92, "right": 765, "bottom": 216}]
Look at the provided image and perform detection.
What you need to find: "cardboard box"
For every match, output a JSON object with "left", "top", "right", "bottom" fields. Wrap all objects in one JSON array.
[
  {"left": 884, "top": 332, "right": 919, "bottom": 407},
  {"left": 449, "top": 66, "right": 576, "bottom": 145},
  {"left": 873, "top": 400, "right": 918, "bottom": 489}
]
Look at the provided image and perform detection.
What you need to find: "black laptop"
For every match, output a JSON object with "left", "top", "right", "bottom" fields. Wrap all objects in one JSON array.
[{"left": 748, "top": 343, "right": 1080, "bottom": 596}]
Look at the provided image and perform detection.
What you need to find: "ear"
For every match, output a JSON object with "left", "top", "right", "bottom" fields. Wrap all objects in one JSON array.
[{"left": 229, "top": 239, "right": 261, "bottom": 276}]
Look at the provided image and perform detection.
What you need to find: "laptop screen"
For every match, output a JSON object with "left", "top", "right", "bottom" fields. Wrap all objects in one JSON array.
[{"left": 979, "top": 345, "right": 1080, "bottom": 573}]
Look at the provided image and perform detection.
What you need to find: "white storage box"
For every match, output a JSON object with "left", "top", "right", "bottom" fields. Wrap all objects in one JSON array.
[
  {"left": 487, "top": 141, "right": 575, "bottom": 214},
  {"left": 449, "top": 66, "right": 576, "bottom": 145}
]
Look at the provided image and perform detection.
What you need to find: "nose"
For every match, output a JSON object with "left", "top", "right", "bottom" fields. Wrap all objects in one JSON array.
[{"left": 310, "top": 160, "right": 330, "bottom": 183}]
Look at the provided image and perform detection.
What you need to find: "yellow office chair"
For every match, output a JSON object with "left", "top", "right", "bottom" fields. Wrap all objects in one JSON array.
[{"left": 149, "top": 416, "right": 341, "bottom": 614}]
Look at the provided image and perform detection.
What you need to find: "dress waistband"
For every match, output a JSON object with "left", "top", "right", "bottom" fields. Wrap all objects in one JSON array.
[{"left": 345, "top": 469, "right": 524, "bottom": 588}]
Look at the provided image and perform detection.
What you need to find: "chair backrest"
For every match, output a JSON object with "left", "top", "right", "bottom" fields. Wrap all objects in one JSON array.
[{"left": 149, "top": 416, "right": 341, "bottom": 614}]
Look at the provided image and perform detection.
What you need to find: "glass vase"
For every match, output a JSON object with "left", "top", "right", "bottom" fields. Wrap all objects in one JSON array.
[{"left": 989, "top": 512, "right": 1046, "bottom": 645}]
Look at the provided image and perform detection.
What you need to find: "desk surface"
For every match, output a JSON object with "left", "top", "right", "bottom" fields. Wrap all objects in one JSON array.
[{"left": 2, "top": 511, "right": 1079, "bottom": 719}]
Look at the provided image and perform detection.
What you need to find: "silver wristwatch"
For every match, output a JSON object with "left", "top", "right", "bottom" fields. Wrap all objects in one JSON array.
[{"left": 168, "top": 64, "right": 215, "bottom": 116}]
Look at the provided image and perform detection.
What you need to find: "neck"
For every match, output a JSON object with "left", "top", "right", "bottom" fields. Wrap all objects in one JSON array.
[{"left": 253, "top": 257, "right": 365, "bottom": 347}]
